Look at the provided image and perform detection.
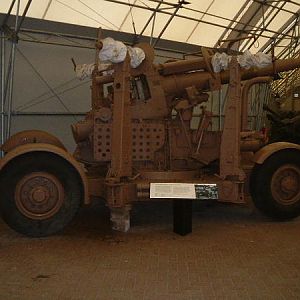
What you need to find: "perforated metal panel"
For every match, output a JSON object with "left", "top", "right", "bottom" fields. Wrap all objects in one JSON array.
[
  {"left": 132, "top": 123, "right": 165, "bottom": 161},
  {"left": 94, "top": 119, "right": 165, "bottom": 161},
  {"left": 94, "top": 122, "right": 112, "bottom": 161}
]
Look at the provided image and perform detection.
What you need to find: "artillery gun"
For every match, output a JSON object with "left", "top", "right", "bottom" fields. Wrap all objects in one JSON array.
[{"left": 1, "top": 33, "right": 300, "bottom": 237}]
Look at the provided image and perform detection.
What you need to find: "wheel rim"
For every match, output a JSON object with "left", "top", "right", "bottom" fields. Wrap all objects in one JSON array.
[
  {"left": 15, "top": 172, "right": 64, "bottom": 220},
  {"left": 271, "top": 164, "right": 300, "bottom": 205}
]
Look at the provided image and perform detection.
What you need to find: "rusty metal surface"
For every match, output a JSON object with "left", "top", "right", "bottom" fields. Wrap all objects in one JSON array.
[
  {"left": 0, "top": 143, "right": 90, "bottom": 204},
  {"left": 139, "top": 170, "right": 198, "bottom": 181},
  {"left": 109, "top": 54, "right": 133, "bottom": 180},
  {"left": 270, "top": 164, "right": 300, "bottom": 206},
  {"left": 87, "top": 177, "right": 106, "bottom": 198},
  {"left": 71, "top": 118, "right": 93, "bottom": 143},
  {"left": 219, "top": 57, "right": 245, "bottom": 183},
  {"left": 71, "top": 34, "right": 300, "bottom": 211},
  {"left": 3, "top": 30, "right": 300, "bottom": 236},
  {"left": 253, "top": 142, "right": 300, "bottom": 164},
  {"left": 162, "top": 56, "right": 300, "bottom": 97},
  {"left": 158, "top": 57, "right": 207, "bottom": 75},
  {"left": 94, "top": 122, "right": 165, "bottom": 162},
  {"left": 15, "top": 171, "right": 64, "bottom": 220},
  {"left": 1, "top": 130, "right": 66, "bottom": 153}
]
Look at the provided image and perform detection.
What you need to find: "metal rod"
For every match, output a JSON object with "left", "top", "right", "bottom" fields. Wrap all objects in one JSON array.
[
  {"left": 215, "top": 1, "right": 249, "bottom": 48},
  {"left": 1, "top": 0, "right": 17, "bottom": 27},
  {"left": 78, "top": 0, "right": 119, "bottom": 31},
  {"left": 42, "top": 0, "right": 53, "bottom": 19},
  {"left": 18, "top": 37, "right": 95, "bottom": 49},
  {"left": 150, "top": 9, "right": 157, "bottom": 46},
  {"left": 252, "top": 0, "right": 298, "bottom": 15},
  {"left": 10, "top": 111, "right": 86, "bottom": 116},
  {"left": 3, "top": 45, "right": 13, "bottom": 110},
  {"left": 55, "top": 0, "right": 116, "bottom": 31},
  {"left": 5, "top": 51, "right": 15, "bottom": 138},
  {"left": 138, "top": 0, "right": 163, "bottom": 39},
  {"left": 241, "top": 1, "right": 285, "bottom": 51},
  {"left": 219, "top": 89, "right": 222, "bottom": 130},
  {"left": 16, "top": 26, "right": 193, "bottom": 55},
  {"left": 259, "top": 11, "right": 299, "bottom": 53},
  {"left": 230, "top": 3, "right": 270, "bottom": 51},
  {"left": 186, "top": 0, "right": 215, "bottom": 43},
  {"left": 16, "top": 48, "right": 78, "bottom": 121},
  {"left": 15, "top": 77, "right": 83, "bottom": 111},
  {"left": 153, "top": 3, "right": 183, "bottom": 47},
  {"left": 16, "top": 0, "right": 33, "bottom": 34},
  {"left": 20, "top": 27, "right": 98, "bottom": 42},
  {"left": 118, "top": 0, "right": 138, "bottom": 31},
  {"left": 16, "top": 31, "right": 191, "bottom": 55},
  {"left": 6, "top": 0, "right": 20, "bottom": 139},
  {"left": 254, "top": 84, "right": 261, "bottom": 131}
]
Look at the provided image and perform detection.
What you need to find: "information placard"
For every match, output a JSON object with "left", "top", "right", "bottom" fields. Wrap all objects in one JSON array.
[{"left": 150, "top": 183, "right": 218, "bottom": 199}]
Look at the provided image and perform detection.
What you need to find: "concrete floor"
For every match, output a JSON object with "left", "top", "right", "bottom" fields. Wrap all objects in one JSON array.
[{"left": 1, "top": 200, "right": 300, "bottom": 300}]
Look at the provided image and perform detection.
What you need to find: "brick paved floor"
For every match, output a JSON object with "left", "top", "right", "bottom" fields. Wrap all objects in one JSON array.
[{"left": 1, "top": 199, "right": 300, "bottom": 299}]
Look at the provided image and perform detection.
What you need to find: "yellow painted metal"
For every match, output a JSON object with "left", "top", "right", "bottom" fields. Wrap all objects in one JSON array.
[
  {"left": 0, "top": 143, "right": 90, "bottom": 204},
  {"left": 253, "top": 142, "right": 300, "bottom": 164}
]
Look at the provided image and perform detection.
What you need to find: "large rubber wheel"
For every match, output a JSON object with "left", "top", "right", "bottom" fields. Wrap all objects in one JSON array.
[
  {"left": 0, "top": 152, "right": 82, "bottom": 237},
  {"left": 250, "top": 150, "right": 300, "bottom": 220}
]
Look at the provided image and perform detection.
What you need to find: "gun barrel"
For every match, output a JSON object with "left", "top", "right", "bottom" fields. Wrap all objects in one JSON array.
[
  {"left": 222, "top": 56, "right": 300, "bottom": 82},
  {"left": 158, "top": 58, "right": 207, "bottom": 75},
  {"left": 161, "top": 56, "right": 300, "bottom": 96}
]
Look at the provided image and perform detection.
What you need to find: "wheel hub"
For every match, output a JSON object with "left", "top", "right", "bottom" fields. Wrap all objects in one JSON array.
[
  {"left": 271, "top": 164, "right": 300, "bottom": 205},
  {"left": 281, "top": 176, "right": 297, "bottom": 192},
  {"left": 30, "top": 186, "right": 50, "bottom": 203},
  {"left": 15, "top": 172, "right": 64, "bottom": 220}
]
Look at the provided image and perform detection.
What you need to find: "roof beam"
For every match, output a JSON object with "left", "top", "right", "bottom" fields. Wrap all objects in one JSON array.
[
  {"left": 151, "top": 0, "right": 294, "bottom": 38},
  {"left": 218, "top": 1, "right": 270, "bottom": 49},
  {"left": 138, "top": 0, "right": 163, "bottom": 39},
  {"left": 118, "top": 0, "right": 138, "bottom": 32},
  {"left": 259, "top": 9, "right": 300, "bottom": 53},
  {"left": 214, "top": 1, "right": 249, "bottom": 48},
  {"left": 153, "top": 1, "right": 189, "bottom": 47},
  {"left": 240, "top": 0, "right": 287, "bottom": 51},
  {"left": 42, "top": 0, "right": 53, "bottom": 19},
  {"left": 104, "top": 0, "right": 294, "bottom": 43},
  {"left": 186, "top": 0, "right": 215, "bottom": 43}
]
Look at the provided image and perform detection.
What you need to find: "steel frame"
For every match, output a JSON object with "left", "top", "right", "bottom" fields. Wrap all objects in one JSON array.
[{"left": 104, "top": 0, "right": 294, "bottom": 45}]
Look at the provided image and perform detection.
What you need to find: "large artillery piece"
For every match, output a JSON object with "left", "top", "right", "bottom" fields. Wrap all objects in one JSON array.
[{"left": 1, "top": 34, "right": 300, "bottom": 237}]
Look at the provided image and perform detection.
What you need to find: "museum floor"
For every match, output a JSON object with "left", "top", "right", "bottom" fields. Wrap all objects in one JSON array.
[{"left": 1, "top": 199, "right": 300, "bottom": 299}]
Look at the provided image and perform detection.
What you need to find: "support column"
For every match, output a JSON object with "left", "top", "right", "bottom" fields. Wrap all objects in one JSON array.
[{"left": 173, "top": 199, "right": 192, "bottom": 236}]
